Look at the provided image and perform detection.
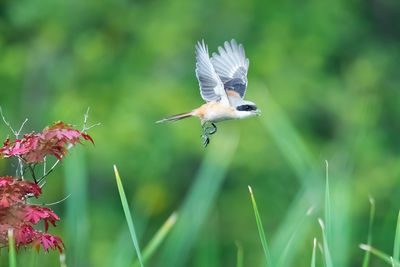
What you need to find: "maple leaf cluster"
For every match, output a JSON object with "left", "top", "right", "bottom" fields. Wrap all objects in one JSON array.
[
  {"left": 0, "top": 121, "right": 94, "bottom": 253},
  {"left": 0, "top": 121, "right": 94, "bottom": 163},
  {"left": 0, "top": 176, "right": 64, "bottom": 252}
]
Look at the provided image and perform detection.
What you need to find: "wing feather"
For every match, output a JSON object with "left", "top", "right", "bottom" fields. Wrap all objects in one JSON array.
[
  {"left": 211, "top": 39, "right": 249, "bottom": 99},
  {"left": 195, "top": 40, "right": 228, "bottom": 104}
]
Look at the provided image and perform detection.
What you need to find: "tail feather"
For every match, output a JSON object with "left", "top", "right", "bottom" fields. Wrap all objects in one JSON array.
[{"left": 156, "top": 112, "right": 193, "bottom": 123}]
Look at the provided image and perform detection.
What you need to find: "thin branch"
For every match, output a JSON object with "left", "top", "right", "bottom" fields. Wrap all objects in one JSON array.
[
  {"left": 38, "top": 159, "right": 59, "bottom": 185},
  {"left": 0, "top": 106, "right": 16, "bottom": 135},
  {"left": 82, "top": 107, "right": 90, "bottom": 131},
  {"left": 43, "top": 156, "right": 47, "bottom": 176},
  {"left": 27, "top": 164, "right": 37, "bottom": 184},
  {"left": 1, "top": 107, "right": 29, "bottom": 180},
  {"left": 38, "top": 107, "right": 99, "bottom": 187},
  {"left": 84, "top": 122, "right": 101, "bottom": 131},
  {"left": 81, "top": 107, "right": 101, "bottom": 132},
  {"left": 38, "top": 180, "right": 46, "bottom": 188},
  {"left": 16, "top": 118, "right": 28, "bottom": 137},
  {"left": 0, "top": 106, "right": 28, "bottom": 139},
  {"left": 42, "top": 194, "right": 72, "bottom": 206}
]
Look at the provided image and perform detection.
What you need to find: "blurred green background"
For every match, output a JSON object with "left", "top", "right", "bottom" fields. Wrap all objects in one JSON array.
[{"left": 1, "top": 0, "right": 400, "bottom": 266}]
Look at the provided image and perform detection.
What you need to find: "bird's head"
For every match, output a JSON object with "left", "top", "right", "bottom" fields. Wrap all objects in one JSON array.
[{"left": 235, "top": 100, "right": 261, "bottom": 119}]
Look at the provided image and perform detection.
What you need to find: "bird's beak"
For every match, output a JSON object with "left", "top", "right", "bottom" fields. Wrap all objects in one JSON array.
[{"left": 255, "top": 109, "right": 261, "bottom": 116}]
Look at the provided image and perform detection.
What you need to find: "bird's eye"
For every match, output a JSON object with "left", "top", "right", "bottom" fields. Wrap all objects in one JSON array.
[
  {"left": 236, "top": 105, "right": 247, "bottom": 111},
  {"left": 237, "top": 105, "right": 256, "bottom": 111}
]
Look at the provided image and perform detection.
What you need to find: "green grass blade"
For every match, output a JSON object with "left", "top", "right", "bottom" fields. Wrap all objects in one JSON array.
[
  {"left": 255, "top": 83, "right": 322, "bottom": 264},
  {"left": 362, "top": 197, "right": 376, "bottom": 267},
  {"left": 108, "top": 208, "right": 148, "bottom": 267},
  {"left": 360, "top": 244, "right": 400, "bottom": 265},
  {"left": 257, "top": 84, "right": 315, "bottom": 184},
  {"left": 158, "top": 133, "right": 238, "bottom": 267},
  {"left": 193, "top": 219, "right": 219, "bottom": 267},
  {"left": 393, "top": 210, "right": 400, "bottom": 262},
  {"left": 311, "top": 238, "right": 316, "bottom": 267},
  {"left": 236, "top": 242, "right": 243, "bottom": 267},
  {"left": 64, "top": 148, "right": 88, "bottom": 266},
  {"left": 114, "top": 165, "right": 144, "bottom": 267},
  {"left": 324, "top": 160, "right": 332, "bottom": 247},
  {"left": 60, "top": 254, "right": 67, "bottom": 267},
  {"left": 318, "top": 219, "right": 333, "bottom": 267},
  {"left": 248, "top": 186, "right": 273, "bottom": 267},
  {"left": 277, "top": 206, "right": 314, "bottom": 266},
  {"left": 133, "top": 212, "right": 178, "bottom": 266},
  {"left": 8, "top": 229, "right": 16, "bottom": 267}
]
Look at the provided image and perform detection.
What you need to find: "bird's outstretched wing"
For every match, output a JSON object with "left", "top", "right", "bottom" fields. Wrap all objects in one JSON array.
[
  {"left": 195, "top": 40, "right": 229, "bottom": 104},
  {"left": 211, "top": 39, "right": 249, "bottom": 99}
]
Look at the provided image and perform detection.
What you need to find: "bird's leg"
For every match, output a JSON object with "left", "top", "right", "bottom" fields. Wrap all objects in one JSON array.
[
  {"left": 203, "top": 122, "right": 217, "bottom": 135},
  {"left": 201, "top": 123, "right": 211, "bottom": 147},
  {"left": 208, "top": 123, "right": 217, "bottom": 135}
]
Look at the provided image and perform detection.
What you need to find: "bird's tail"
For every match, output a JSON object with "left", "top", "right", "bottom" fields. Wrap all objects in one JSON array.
[{"left": 156, "top": 112, "right": 193, "bottom": 123}]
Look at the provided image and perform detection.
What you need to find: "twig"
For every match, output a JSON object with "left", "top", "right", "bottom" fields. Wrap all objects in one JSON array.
[
  {"left": 84, "top": 122, "right": 101, "bottom": 131},
  {"left": 82, "top": 107, "right": 90, "bottom": 131},
  {"left": 27, "top": 164, "right": 37, "bottom": 184},
  {"left": 0, "top": 106, "right": 16, "bottom": 135},
  {"left": 43, "top": 156, "right": 47, "bottom": 176},
  {"left": 38, "top": 180, "right": 46, "bottom": 188},
  {"left": 37, "top": 159, "right": 59, "bottom": 185},
  {"left": 82, "top": 107, "right": 101, "bottom": 132},
  {"left": 0, "top": 107, "right": 28, "bottom": 139},
  {"left": 43, "top": 194, "right": 72, "bottom": 206},
  {"left": 16, "top": 118, "right": 28, "bottom": 137},
  {"left": 1, "top": 107, "right": 29, "bottom": 179},
  {"left": 37, "top": 107, "right": 99, "bottom": 187}
]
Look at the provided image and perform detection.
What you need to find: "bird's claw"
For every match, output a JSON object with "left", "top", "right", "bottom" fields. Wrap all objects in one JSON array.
[
  {"left": 208, "top": 123, "right": 217, "bottom": 135},
  {"left": 201, "top": 123, "right": 217, "bottom": 147},
  {"left": 201, "top": 134, "right": 210, "bottom": 147}
]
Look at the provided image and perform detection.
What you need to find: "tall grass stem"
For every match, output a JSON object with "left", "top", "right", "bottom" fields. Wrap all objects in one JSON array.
[
  {"left": 362, "top": 197, "right": 375, "bottom": 267},
  {"left": 8, "top": 228, "right": 16, "bottom": 267},
  {"left": 248, "top": 185, "right": 273, "bottom": 267},
  {"left": 114, "top": 165, "right": 144, "bottom": 267}
]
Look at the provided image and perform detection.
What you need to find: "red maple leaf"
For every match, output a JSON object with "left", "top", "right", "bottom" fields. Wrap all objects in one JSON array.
[
  {"left": 0, "top": 121, "right": 94, "bottom": 163},
  {"left": 0, "top": 177, "right": 64, "bottom": 253},
  {"left": 38, "top": 233, "right": 65, "bottom": 253},
  {"left": 23, "top": 205, "right": 59, "bottom": 231},
  {"left": 0, "top": 120, "right": 95, "bottom": 254},
  {"left": 0, "top": 177, "right": 41, "bottom": 207}
]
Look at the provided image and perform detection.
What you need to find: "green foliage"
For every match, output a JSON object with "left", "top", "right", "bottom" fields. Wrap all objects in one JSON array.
[
  {"left": 394, "top": 211, "right": 400, "bottom": 263},
  {"left": 360, "top": 208, "right": 400, "bottom": 266},
  {"left": 8, "top": 229, "right": 16, "bottom": 267},
  {"left": 64, "top": 148, "right": 89, "bottom": 266},
  {"left": 322, "top": 161, "right": 333, "bottom": 267},
  {"left": 248, "top": 186, "right": 273, "bottom": 267},
  {"left": 1, "top": 0, "right": 400, "bottom": 265},
  {"left": 310, "top": 238, "right": 316, "bottom": 267},
  {"left": 359, "top": 244, "right": 400, "bottom": 266},
  {"left": 324, "top": 161, "right": 331, "bottom": 248},
  {"left": 319, "top": 219, "right": 333, "bottom": 267},
  {"left": 362, "top": 198, "right": 375, "bottom": 267},
  {"left": 159, "top": 134, "right": 238, "bottom": 266},
  {"left": 236, "top": 242, "right": 243, "bottom": 267},
  {"left": 114, "top": 165, "right": 143, "bottom": 267},
  {"left": 134, "top": 212, "right": 178, "bottom": 266}
]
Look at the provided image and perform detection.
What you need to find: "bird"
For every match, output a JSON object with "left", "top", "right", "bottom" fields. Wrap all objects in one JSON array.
[{"left": 156, "top": 39, "right": 260, "bottom": 147}]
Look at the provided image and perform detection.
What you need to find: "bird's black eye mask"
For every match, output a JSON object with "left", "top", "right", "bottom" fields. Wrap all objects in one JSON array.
[{"left": 236, "top": 104, "right": 257, "bottom": 111}]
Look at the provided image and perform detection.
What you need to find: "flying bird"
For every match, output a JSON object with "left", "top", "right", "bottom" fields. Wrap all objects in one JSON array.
[{"left": 157, "top": 39, "right": 260, "bottom": 146}]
